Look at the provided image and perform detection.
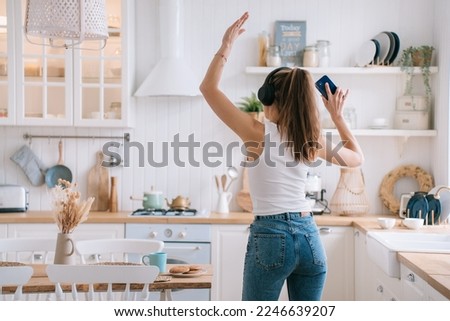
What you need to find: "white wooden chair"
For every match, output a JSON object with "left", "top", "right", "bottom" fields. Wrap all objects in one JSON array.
[
  {"left": 75, "top": 239, "right": 164, "bottom": 264},
  {"left": 46, "top": 264, "right": 160, "bottom": 301},
  {"left": 0, "top": 265, "right": 34, "bottom": 301},
  {"left": 0, "top": 238, "right": 56, "bottom": 263}
]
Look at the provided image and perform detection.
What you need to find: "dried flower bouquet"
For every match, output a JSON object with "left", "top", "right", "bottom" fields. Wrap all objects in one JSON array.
[{"left": 51, "top": 179, "right": 95, "bottom": 234}]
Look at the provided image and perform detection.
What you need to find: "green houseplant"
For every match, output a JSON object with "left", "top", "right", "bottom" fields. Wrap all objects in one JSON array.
[
  {"left": 236, "top": 92, "right": 264, "bottom": 120},
  {"left": 398, "top": 45, "right": 434, "bottom": 107}
]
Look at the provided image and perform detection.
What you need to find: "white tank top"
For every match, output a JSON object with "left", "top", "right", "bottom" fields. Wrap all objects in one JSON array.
[{"left": 247, "top": 120, "right": 311, "bottom": 215}]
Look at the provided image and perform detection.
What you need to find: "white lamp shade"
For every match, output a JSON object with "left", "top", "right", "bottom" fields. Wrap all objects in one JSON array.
[{"left": 25, "top": 0, "right": 108, "bottom": 44}]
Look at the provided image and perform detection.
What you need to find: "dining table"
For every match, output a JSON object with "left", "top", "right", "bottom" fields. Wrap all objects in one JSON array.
[{"left": 2, "top": 263, "right": 213, "bottom": 301}]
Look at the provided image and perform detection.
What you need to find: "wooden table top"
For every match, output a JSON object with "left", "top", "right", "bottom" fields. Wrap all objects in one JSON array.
[{"left": 2, "top": 263, "right": 212, "bottom": 295}]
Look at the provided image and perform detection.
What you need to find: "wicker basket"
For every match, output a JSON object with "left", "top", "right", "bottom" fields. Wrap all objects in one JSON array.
[{"left": 329, "top": 167, "right": 370, "bottom": 216}]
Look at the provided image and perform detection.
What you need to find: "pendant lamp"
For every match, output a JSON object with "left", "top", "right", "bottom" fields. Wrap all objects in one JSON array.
[{"left": 24, "top": 0, "right": 108, "bottom": 48}]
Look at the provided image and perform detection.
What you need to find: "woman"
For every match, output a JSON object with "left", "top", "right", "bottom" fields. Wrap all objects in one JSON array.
[{"left": 200, "top": 12, "right": 364, "bottom": 301}]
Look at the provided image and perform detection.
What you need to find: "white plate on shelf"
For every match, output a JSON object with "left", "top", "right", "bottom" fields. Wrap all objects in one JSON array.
[
  {"left": 355, "top": 40, "right": 377, "bottom": 67},
  {"left": 372, "top": 32, "right": 391, "bottom": 65},
  {"left": 369, "top": 125, "right": 388, "bottom": 129}
]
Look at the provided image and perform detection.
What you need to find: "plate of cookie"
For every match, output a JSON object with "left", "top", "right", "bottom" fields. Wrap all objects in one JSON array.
[{"left": 169, "top": 265, "right": 207, "bottom": 277}]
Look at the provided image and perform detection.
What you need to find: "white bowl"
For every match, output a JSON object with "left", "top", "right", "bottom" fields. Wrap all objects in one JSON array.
[
  {"left": 377, "top": 218, "right": 396, "bottom": 229},
  {"left": 403, "top": 218, "right": 424, "bottom": 230}
]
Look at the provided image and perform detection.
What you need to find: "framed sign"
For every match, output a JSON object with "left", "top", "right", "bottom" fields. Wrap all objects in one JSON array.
[{"left": 274, "top": 21, "right": 307, "bottom": 66}]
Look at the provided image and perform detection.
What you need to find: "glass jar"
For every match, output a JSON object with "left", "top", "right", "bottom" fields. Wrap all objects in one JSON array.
[
  {"left": 316, "top": 40, "right": 331, "bottom": 67},
  {"left": 302, "top": 46, "right": 319, "bottom": 67},
  {"left": 266, "top": 45, "right": 282, "bottom": 67},
  {"left": 258, "top": 31, "right": 270, "bottom": 66},
  {"left": 343, "top": 106, "right": 357, "bottom": 129}
]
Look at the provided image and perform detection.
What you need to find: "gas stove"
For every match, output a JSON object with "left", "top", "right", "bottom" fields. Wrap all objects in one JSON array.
[{"left": 130, "top": 208, "right": 197, "bottom": 216}]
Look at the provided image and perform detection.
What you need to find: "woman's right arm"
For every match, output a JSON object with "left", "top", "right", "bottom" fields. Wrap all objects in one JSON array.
[
  {"left": 199, "top": 12, "right": 263, "bottom": 143},
  {"left": 317, "top": 83, "right": 365, "bottom": 167}
]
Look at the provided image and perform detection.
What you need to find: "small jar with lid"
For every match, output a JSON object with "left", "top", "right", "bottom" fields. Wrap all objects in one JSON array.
[
  {"left": 303, "top": 46, "right": 319, "bottom": 67},
  {"left": 316, "top": 40, "right": 331, "bottom": 67},
  {"left": 266, "top": 45, "right": 282, "bottom": 67}
]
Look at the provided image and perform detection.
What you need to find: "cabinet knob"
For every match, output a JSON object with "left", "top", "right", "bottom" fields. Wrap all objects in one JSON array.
[
  {"left": 407, "top": 273, "right": 415, "bottom": 282},
  {"left": 354, "top": 230, "right": 360, "bottom": 237},
  {"left": 376, "top": 285, "right": 384, "bottom": 293},
  {"left": 319, "top": 227, "right": 332, "bottom": 234}
]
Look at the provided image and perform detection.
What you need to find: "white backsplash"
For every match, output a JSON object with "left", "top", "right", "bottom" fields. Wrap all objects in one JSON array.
[{"left": 1, "top": 0, "right": 447, "bottom": 214}]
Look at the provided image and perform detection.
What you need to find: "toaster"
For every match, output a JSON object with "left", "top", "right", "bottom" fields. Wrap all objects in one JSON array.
[{"left": 0, "top": 185, "right": 29, "bottom": 212}]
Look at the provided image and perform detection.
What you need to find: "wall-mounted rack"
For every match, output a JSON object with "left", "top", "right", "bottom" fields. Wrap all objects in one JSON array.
[{"left": 23, "top": 132, "right": 130, "bottom": 142}]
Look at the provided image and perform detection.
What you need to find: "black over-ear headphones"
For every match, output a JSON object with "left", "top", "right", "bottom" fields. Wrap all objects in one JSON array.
[{"left": 257, "top": 67, "right": 291, "bottom": 106}]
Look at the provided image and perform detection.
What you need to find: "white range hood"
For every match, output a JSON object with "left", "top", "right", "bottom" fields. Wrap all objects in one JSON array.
[{"left": 134, "top": 0, "right": 200, "bottom": 97}]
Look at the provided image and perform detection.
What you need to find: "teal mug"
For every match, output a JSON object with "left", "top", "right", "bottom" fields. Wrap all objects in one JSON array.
[{"left": 142, "top": 252, "right": 167, "bottom": 273}]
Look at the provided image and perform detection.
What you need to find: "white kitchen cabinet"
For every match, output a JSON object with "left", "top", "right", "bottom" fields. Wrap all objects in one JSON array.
[
  {"left": 211, "top": 224, "right": 249, "bottom": 300},
  {"left": 212, "top": 223, "right": 355, "bottom": 301},
  {"left": 400, "top": 264, "right": 448, "bottom": 301},
  {"left": 354, "top": 228, "right": 376, "bottom": 300},
  {"left": 0, "top": 0, "right": 15, "bottom": 125},
  {"left": 400, "top": 264, "right": 427, "bottom": 300},
  {"left": 0, "top": 224, "right": 6, "bottom": 238},
  {"left": 372, "top": 264, "right": 401, "bottom": 300},
  {"left": 3, "top": 0, "right": 135, "bottom": 127},
  {"left": 319, "top": 226, "right": 355, "bottom": 300}
]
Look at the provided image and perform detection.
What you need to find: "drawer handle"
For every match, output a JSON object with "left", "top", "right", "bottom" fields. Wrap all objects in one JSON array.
[
  {"left": 319, "top": 227, "right": 332, "bottom": 234},
  {"left": 376, "top": 285, "right": 384, "bottom": 293},
  {"left": 407, "top": 273, "right": 415, "bottom": 282}
]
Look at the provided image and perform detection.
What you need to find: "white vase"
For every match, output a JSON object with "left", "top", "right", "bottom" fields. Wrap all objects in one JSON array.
[{"left": 54, "top": 232, "right": 75, "bottom": 264}]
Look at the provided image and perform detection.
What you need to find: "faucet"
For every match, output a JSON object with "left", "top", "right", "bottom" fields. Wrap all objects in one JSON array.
[{"left": 433, "top": 186, "right": 450, "bottom": 199}]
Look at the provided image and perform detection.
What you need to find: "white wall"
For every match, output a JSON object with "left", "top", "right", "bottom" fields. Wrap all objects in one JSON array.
[{"left": 0, "top": 0, "right": 447, "bottom": 215}]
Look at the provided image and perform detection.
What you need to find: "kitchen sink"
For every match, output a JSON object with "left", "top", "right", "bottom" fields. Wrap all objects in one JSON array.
[{"left": 366, "top": 231, "right": 450, "bottom": 278}]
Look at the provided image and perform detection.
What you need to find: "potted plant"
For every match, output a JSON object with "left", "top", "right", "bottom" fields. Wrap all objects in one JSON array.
[
  {"left": 398, "top": 45, "right": 434, "bottom": 107},
  {"left": 236, "top": 92, "right": 264, "bottom": 121}
]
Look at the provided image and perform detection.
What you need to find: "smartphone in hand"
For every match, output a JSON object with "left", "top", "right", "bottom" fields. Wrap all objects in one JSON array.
[{"left": 315, "top": 75, "right": 337, "bottom": 100}]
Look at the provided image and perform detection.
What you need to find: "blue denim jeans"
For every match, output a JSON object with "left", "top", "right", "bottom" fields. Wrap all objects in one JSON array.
[{"left": 242, "top": 213, "right": 327, "bottom": 301}]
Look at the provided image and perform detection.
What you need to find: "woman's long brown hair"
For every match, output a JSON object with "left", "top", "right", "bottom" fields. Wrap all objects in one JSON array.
[{"left": 271, "top": 68, "right": 321, "bottom": 162}]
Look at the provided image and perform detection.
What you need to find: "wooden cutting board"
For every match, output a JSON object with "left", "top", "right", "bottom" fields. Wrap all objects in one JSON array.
[
  {"left": 236, "top": 167, "right": 253, "bottom": 212},
  {"left": 87, "top": 151, "right": 110, "bottom": 211}
]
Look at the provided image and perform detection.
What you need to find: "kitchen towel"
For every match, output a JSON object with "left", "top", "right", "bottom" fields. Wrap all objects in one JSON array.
[{"left": 10, "top": 145, "right": 47, "bottom": 186}]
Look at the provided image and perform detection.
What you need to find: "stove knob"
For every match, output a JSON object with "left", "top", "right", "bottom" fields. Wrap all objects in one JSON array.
[
  {"left": 178, "top": 231, "right": 187, "bottom": 239},
  {"left": 149, "top": 231, "right": 158, "bottom": 238},
  {"left": 164, "top": 229, "right": 173, "bottom": 238}
]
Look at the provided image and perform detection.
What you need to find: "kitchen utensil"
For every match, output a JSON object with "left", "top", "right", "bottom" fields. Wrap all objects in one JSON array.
[
  {"left": 130, "top": 188, "right": 164, "bottom": 209},
  {"left": 109, "top": 176, "right": 118, "bottom": 212},
  {"left": 87, "top": 151, "right": 110, "bottom": 211},
  {"left": 225, "top": 167, "right": 238, "bottom": 191},
  {"left": 165, "top": 195, "right": 190, "bottom": 210},
  {"left": 215, "top": 175, "right": 221, "bottom": 193},
  {"left": 221, "top": 174, "right": 227, "bottom": 192},
  {"left": 236, "top": 167, "right": 252, "bottom": 212},
  {"left": 45, "top": 140, "right": 73, "bottom": 188}
]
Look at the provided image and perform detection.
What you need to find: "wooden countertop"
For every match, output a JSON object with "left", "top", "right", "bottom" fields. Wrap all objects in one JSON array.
[{"left": 0, "top": 210, "right": 368, "bottom": 225}]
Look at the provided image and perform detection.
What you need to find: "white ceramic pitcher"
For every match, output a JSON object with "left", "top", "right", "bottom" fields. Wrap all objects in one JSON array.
[{"left": 217, "top": 191, "right": 232, "bottom": 213}]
